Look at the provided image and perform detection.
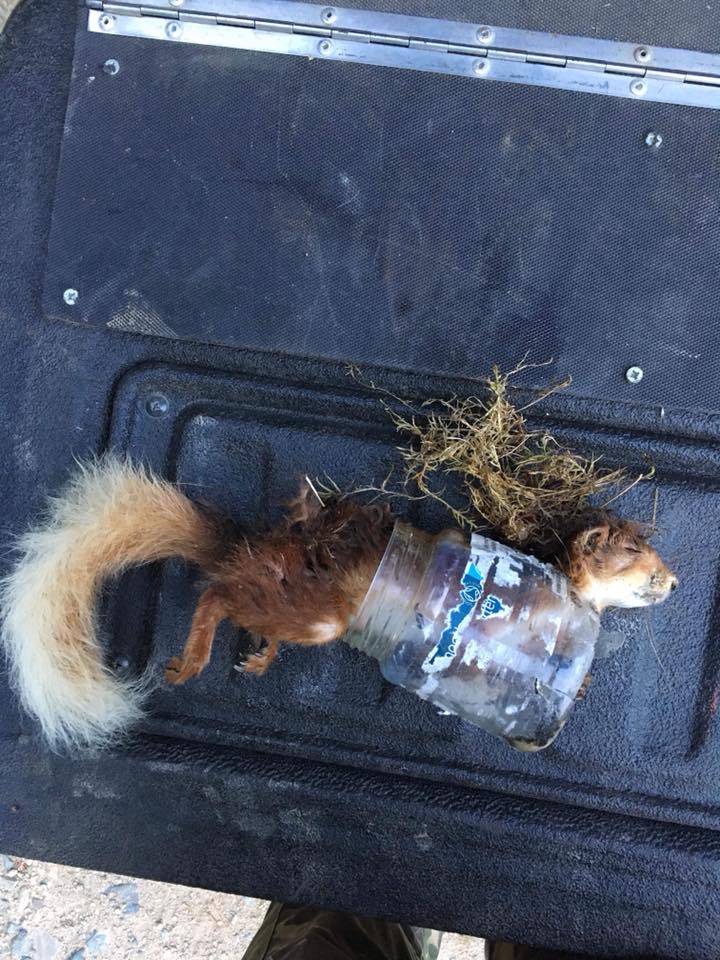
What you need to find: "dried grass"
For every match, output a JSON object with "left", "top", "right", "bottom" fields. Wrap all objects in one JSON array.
[{"left": 349, "top": 363, "right": 651, "bottom": 556}]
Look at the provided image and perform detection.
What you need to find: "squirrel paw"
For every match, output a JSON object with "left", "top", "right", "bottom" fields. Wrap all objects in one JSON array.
[
  {"left": 165, "top": 655, "right": 204, "bottom": 685},
  {"left": 235, "top": 638, "right": 279, "bottom": 676}
]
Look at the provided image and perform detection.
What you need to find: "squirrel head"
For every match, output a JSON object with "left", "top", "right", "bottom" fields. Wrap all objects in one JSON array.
[{"left": 564, "top": 520, "right": 677, "bottom": 612}]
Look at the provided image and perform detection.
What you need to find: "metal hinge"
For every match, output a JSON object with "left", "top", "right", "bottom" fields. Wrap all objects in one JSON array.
[{"left": 87, "top": 0, "right": 720, "bottom": 109}]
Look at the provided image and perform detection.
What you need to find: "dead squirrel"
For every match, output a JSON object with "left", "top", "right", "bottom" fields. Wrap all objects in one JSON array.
[{"left": 0, "top": 458, "right": 676, "bottom": 750}]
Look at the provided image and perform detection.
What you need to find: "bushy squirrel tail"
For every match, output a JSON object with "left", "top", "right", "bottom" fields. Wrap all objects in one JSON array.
[{"left": 0, "top": 457, "right": 221, "bottom": 750}]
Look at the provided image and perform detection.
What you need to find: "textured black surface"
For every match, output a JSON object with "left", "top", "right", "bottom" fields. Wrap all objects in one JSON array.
[
  {"left": 106, "top": 363, "right": 720, "bottom": 832},
  {"left": 2, "top": 1, "right": 720, "bottom": 958},
  {"left": 45, "top": 21, "right": 720, "bottom": 414}
]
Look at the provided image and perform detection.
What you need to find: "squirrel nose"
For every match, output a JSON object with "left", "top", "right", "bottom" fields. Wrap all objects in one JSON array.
[{"left": 669, "top": 576, "right": 678, "bottom": 592}]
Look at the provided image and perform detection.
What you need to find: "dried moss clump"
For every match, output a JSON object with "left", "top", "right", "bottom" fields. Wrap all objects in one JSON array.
[{"left": 387, "top": 366, "right": 643, "bottom": 555}]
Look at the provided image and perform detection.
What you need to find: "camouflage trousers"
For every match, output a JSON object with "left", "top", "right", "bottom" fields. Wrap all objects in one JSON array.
[{"left": 240, "top": 903, "right": 610, "bottom": 960}]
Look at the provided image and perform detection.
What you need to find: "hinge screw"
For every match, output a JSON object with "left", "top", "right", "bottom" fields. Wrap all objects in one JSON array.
[
  {"left": 476, "top": 26, "right": 494, "bottom": 44},
  {"left": 166, "top": 20, "right": 183, "bottom": 38},
  {"left": 634, "top": 45, "right": 652, "bottom": 64},
  {"left": 98, "top": 13, "right": 115, "bottom": 31},
  {"left": 645, "top": 131, "right": 663, "bottom": 148},
  {"left": 473, "top": 59, "right": 489, "bottom": 76},
  {"left": 625, "top": 366, "right": 644, "bottom": 384},
  {"left": 321, "top": 7, "right": 336, "bottom": 24},
  {"left": 63, "top": 288, "right": 79, "bottom": 306},
  {"left": 630, "top": 79, "right": 647, "bottom": 97},
  {"left": 318, "top": 39, "right": 333, "bottom": 55},
  {"left": 102, "top": 58, "right": 120, "bottom": 76}
]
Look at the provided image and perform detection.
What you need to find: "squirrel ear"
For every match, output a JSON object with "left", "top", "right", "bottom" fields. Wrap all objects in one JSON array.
[{"left": 576, "top": 524, "right": 609, "bottom": 556}]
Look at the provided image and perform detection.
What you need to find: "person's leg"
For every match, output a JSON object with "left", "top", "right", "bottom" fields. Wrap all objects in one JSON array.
[
  {"left": 241, "top": 903, "right": 286, "bottom": 960},
  {"left": 241, "top": 902, "right": 427, "bottom": 960}
]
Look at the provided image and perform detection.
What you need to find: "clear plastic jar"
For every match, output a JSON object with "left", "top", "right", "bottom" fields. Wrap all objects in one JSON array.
[{"left": 344, "top": 523, "right": 600, "bottom": 750}]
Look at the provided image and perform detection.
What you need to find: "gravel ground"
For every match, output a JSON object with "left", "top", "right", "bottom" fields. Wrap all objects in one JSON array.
[{"left": 0, "top": 854, "right": 483, "bottom": 959}]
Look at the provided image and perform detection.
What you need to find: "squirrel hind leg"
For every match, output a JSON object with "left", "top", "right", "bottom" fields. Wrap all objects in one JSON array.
[{"left": 165, "top": 586, "right": 228, "bottom": 685}]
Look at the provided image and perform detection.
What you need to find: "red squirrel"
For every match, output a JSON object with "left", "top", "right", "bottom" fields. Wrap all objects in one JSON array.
[{"left": 0, "top": 458, "right": 676, "bottom": 750}]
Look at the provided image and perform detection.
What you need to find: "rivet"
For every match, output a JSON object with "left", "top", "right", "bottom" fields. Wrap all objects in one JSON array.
[
  {"left": 321, "top": 7, "right": 336, "bottom": 24},
  {"left": 645, "top": 131, "right": 663, "bottom": 148},
  {"left": 634, "top": 45, "right": 652, "bottom": 64},
  {"left": 102, "top": 58, "right": 120, "bottom": 76},
  {"left": 63, "top": 288, "right": 79, "bottom": 306},
  {"left": 98, "top": 13, "right": 115, "bottom": 31},
  {"left": 318, "top": 39, "right": 333, "bottom": 55},
  {"left": 476, "top": 26, "right": 494, "bottom": 44},
  {"left": 473, "top": 59, "right": 489, "bottom": 76},
  {"left": 625, "top": 366, "right": 644, "bottom": 384},
  {"left": 630, "top": 79, "right": 647, "bottom": 97},
  {"left": 166, "top": 20, "right": 183, "bottom": 38},
  {"left": 145, "top": 393, "right": 170, "bottom": 417}
]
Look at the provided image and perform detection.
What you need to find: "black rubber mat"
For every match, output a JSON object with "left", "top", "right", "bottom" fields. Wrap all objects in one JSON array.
[
  {"left": 45, "top": 20, "right": 720, "bottom": 413},
  {"left": 2, "top": 1, "right": 720, "bottom": 956},
  {"left": 107, "top": 363, "right": 719, "bottom": 830}
]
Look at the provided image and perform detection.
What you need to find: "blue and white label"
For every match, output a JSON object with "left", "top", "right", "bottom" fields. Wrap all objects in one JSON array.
[
  {"left": 481, "top": 594, "right": 508, "bottom": 619},
  {"left": 423, "top": 548, "right": 513, "bottom": 674},
  {"left": 423, "top": 560, "right": 484, "bottom": 672}
]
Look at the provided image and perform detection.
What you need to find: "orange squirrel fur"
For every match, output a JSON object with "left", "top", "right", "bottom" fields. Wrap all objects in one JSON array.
[
  {"left": 0, "top": 458, "right": 676, "bottom": 750},
  {"left": 165, "top": 483, "right": 393, "bottom": 683}
]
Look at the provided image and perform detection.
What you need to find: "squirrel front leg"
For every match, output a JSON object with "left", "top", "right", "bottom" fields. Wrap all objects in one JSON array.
[
  {"left": 237, "top": 621, "right": 343, "bottom": 676},
  {"left": 240, "top": 638, "right": 280, "bottom": 675}
]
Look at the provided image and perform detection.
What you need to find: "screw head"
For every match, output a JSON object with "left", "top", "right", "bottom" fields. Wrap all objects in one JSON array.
[
  {"left": 473, "top": 59, "right": 489, "bottom": 76},
  {"left": 321, "top": 7, "right": 336, "bottom": 23},
  {"left": 625, "top": 366, "right": 644, "bottom": 384},
  {"left": 145, "top": 393, "right": 170, "bottom": 417},
  {"left": 630, "top": 79, "right": 647, "bottom": 97},
  {"left": 634, "top": 45, "right": 652, "bottom": 64},
  {"left": 98, "top": 13, "right": 116, "bottom": 31},
  {"left": 477, "top": 26, "right": 494, "bottom": 44},
  {"left": 645, "top": 131, "right": 663, "bottom": 148},
  {"left": 63, "top": 288, "right": 79, "bottom": 306},
  {"left": 318, "top": 38, "right": 333, "bottom": 55},
  {"left": 102, "top": 58, "right": 120, "bottom": 76},
  {"left": 166, "top": 20, "right": 183, "bottom": 38}
]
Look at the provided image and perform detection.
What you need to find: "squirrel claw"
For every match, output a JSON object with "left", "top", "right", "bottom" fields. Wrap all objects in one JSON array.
[{"left": 165, "top": 655, "right": 202, "bottom": 685}]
